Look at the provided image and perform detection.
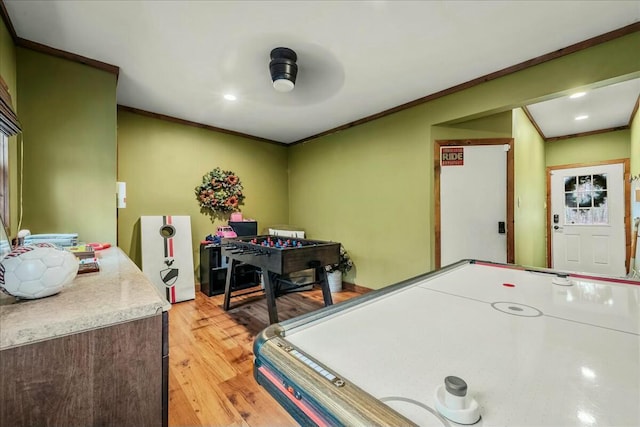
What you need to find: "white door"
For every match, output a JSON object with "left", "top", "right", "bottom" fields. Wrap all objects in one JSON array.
[
  {"left": 550, "top": 163, "right": 625, "bottom": 276},
  {"left": 440, "top": 144, "right": 508, "bottom": 266}
]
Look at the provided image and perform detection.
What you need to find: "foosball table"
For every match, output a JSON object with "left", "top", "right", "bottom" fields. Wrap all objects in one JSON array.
[{"left": 221, "top": 235, "right": 340, "bottom": 324}]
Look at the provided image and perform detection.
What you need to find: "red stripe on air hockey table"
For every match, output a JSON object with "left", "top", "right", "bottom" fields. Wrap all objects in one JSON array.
[
  {"left": 257, "top": 365, "right": 329, "bottom": 427},
  {"left": 569, "top": 273, "right": 640, "bottom": 285},
  {"left": 473, "top": 260, "right": 640, "bottom": 286}
]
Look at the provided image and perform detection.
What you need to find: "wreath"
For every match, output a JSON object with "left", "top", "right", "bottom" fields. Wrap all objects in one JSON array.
[{"left": 195, "top": 167, "right": 245, "bottom": 213}]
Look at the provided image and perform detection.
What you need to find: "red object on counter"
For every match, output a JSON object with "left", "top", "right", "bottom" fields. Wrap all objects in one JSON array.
[{"left": 87, "top": 242, "right": 111, "bottom": 251}]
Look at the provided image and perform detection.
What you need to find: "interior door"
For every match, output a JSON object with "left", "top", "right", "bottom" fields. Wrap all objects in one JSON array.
[
  {"left": 436, "top": 140, "right": 513, "bottom": 267},
  {"left": 550, "top": 163, "right": 625, "bottom": 276}
]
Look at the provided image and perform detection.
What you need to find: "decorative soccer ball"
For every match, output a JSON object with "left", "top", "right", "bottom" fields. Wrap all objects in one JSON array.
[{"left": 0, "top": 245, "right": 79, "bottom": 299}]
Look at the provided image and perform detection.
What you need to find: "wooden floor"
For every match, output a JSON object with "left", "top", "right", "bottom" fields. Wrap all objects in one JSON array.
[{"left": 168, "top": 285, "right": 363, "bottom": 426}]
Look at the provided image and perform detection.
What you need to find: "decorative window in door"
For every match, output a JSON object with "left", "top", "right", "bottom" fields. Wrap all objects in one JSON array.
[{"left": 563, "top": 174, "right": 608, "bottom": 225}]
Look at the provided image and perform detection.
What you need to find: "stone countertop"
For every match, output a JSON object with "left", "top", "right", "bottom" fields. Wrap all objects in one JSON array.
[{"left": 0, "top": 247, "right": 171, "bottom": 350}]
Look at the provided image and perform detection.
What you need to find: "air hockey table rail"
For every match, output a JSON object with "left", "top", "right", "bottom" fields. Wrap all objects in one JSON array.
[{"left": 253, "top": 259, "right": 640, "bottom": 426}]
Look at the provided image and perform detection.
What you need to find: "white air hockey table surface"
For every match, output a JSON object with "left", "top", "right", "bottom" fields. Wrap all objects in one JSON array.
[{"left": 253, "top": 260, "right": 640, "bottom": 426}]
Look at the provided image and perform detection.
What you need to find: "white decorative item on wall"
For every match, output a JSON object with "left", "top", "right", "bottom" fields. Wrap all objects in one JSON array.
[
  {"left": 116, "top": 181, "right": 126, "bottom": 209},
  {"left": 140, "top": 215, "right": 195, "bottom": 303}
]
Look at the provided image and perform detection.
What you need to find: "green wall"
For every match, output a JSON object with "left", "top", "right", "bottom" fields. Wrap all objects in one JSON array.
[
  {"left": 16, "top": 48, "right": 117, "bottom": 243},
  {"left": 116, "top": 110, "right": 289, "bottom": 269},
  {"left": 545, "top": 129, "right": 630, "bottom": 167},
  {"left": 439, "top": 110, "right": 513, "bottom": 135},
  {"left": 0, "top": 16, "right": 18, "bottom": 236},
  {"left": 512, "top": 108, "right": 546, "bottom": 268},
  {"left": 289, "top": 32, "right": 639, "bottom": 289},
  {"left": 289, "top": 113, "right": 431, "bottom": 286}
]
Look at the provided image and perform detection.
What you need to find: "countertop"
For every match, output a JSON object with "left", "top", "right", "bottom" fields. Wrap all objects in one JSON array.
[{"left": 0, "top": 247, "right": 171, "bottom": 350}]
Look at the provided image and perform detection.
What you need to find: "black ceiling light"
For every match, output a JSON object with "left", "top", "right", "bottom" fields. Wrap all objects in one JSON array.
[{"left": 269, "top": 47, "right": 297, "bottom": 93}]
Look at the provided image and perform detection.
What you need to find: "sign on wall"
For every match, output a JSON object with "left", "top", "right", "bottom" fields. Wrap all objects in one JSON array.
[{"left": 441, "top": 147, "right": 464, "bottom": 166}]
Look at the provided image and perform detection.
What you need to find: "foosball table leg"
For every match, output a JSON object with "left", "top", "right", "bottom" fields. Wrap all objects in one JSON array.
[
  {"left": 223, "top": 259, "right": 238, "bottom": 311},
  {"left": 262, "top": 270, "right": 279, "bottom": 324},
  {"left": 317, "top": 267, "right": 334, "bottom": 307}
]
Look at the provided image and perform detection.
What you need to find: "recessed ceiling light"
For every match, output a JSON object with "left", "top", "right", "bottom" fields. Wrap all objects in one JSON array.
[
  {"left": 223, "top": 94, "right": 237, "bottom": 101},
  {"left": 575, "top": 115, "right": 589, "bottom": 121},
  {"left": 569, "top": 92, "right": 586, "bottom": 99}
]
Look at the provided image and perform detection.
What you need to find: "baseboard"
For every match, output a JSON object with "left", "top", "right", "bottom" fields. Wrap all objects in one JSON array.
[{"left": 342, "top": 281, "right": 372, "bottom": 294}]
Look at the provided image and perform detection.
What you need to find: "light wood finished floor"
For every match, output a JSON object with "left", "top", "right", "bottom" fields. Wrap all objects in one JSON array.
[{"left": 168, "top": 285, "right": 363, "bottom": 426}]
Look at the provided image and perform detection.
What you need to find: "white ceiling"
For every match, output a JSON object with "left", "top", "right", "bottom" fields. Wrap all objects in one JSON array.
[
  {"left": 4, "top": 1, "right": 640, "bottom": 144},
  {"left": 526, "top": 78, "right": 640, "bottom": 139}
]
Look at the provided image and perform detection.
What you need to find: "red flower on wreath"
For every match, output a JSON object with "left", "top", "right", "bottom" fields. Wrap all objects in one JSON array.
[
  {"left": 225, "top": 196, "right": 238, "bottom": 207},
  {"left": 226, "top": 175, "right": 239, "bottom": 186}
]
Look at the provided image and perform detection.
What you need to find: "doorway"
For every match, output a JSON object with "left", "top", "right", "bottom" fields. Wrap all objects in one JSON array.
[
  {"left": 435, "top": 138, "right": 514, "bottom": 268},
  {"left": 547, "top": 159, "right": 629, "bottom": 276}
]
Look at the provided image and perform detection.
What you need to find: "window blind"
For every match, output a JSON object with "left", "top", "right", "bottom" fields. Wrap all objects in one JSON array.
[{"left": 0, "top": 75, "right": 20, "bottom": 136}]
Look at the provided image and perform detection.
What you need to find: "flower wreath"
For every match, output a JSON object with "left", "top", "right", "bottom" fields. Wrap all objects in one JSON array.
[{"left": 195, "top": 167, "right": 245, "bottom": 213}]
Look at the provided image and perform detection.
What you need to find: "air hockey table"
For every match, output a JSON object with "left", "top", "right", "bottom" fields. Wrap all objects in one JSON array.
[{"left": 253, "top": 259, "right": 640, "bottom": 426}]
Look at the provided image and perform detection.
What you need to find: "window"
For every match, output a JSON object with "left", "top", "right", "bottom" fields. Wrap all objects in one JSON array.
[
  {"left": 563, "top": 173, "right": 608, "bottom": 225},
  {"left": 0, "top": 74, "right": 21, "bottom": 229},
  {"left": 0, "top": 75, "right": 20, "bottom": 136}
]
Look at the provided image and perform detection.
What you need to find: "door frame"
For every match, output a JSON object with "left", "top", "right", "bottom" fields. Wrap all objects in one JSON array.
[
  {"left": 546, "top": 158, "right": 630, "bottom": 270},
  {"left": 434, "top": 138, "right": 515, "bottom": 268}
]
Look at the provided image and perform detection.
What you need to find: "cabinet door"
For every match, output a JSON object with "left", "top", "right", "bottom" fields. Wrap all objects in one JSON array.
[{"left": 0, "top": 315, "right": 164, "bottom": 426}]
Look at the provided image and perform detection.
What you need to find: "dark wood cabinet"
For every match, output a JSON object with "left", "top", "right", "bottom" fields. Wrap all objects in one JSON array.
[
  {"left": 199, "top": 243, "right": 258, "bottom": 296},
  {"left": 0, "top": 313, "right": 166, "bottom": 427},
  {"left": 0, "top": 247, "right": 169, "bottom": 427}
]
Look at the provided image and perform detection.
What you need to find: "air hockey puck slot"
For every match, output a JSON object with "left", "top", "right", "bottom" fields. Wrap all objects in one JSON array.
[{"left": 283, "top": 344, "right": 345, "bottom": 387}]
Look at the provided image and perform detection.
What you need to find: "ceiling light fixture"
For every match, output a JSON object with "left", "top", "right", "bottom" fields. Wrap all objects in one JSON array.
[
  {"left": 223, "top": 94, "right": 237, "bottom": 101},
  {"left": 569, "top": 92, "right": 586, "bottom": 99},
  {"left": 269, "top": 47, "right": 298, "bottom": 93},
  {"left": 575, "top": 115, "right": 589, "bottom": 120}
]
